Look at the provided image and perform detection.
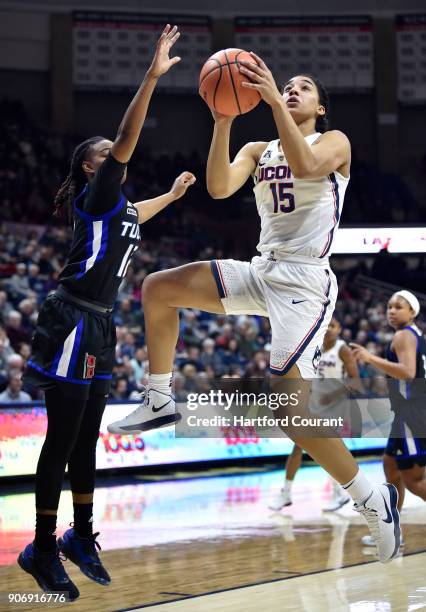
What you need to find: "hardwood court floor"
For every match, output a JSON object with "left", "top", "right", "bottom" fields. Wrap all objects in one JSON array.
[
  {"left": 138, "top": 553, "right": 426, "bottom": 612},
  {"left": 1, "top": 461, "right": 425, "bottom": 611}
]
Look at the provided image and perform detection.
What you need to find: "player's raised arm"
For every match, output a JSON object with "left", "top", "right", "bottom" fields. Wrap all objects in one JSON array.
[
  {"left": 206, "top": 114, "right": 264, "bottom": 199},
  {"left": 239, "top": 54, "right": 350, "bottom": 179},
  {"left": 134, "top": 172, "right": 196, "bottom": 224},
  {"left": 111, "top": 25, "right": 181, "bottom": 164}
]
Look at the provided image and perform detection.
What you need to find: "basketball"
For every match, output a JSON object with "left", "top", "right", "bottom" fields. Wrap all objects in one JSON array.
[{"left": 199, "top": 48, "right": 261, "bottom": 116}]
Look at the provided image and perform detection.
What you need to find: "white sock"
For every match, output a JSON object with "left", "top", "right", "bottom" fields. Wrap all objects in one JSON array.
[
  {"left": 149, "top": 373, "right": 172, "bottom": 395},
  {"left": 341, "top": 469, "right": 373, "bottom": 506},
  {"left": 283, "top": 479, "right": 293, "bottom": 494}
]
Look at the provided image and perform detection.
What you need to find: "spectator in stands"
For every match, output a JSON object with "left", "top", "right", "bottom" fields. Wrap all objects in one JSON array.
[
  {"left": 120, "top": 331, "right": 137, "bottom": 359},
  {"left": 111, "top": 378, "right": 130, "bottom": 401},
  {"left": 0, "top": 374, "right": 31, "bottom": 403},
  {"left": 130, "top": 346, "right": 147, "bottom": 388},
  {"left": 115, "top": 298, "right": 141, "bottom": 331},
  {"left": 199, "top": 338, "right": 225, "bottom": 376},
  {"left": 215, "top": 322, "right": 234, "bottom": 348},
  {"left": 28, "top": 264, "right": 48, "bottom": 301},
  {"left": 173, "top": 372, "right": 188, "bottom": 402},
  {"left": 5, "top": 310, "right": 30, "bottom": 351},
  {"left": 181, "top": 363, "right": 199, "bottom": 392},
  {"left": 7, "top": 352, "right": 24, "bottom": 374},
  {"left": 238, "top": 323, "right": 260, "bottom": 361},
  {"left": 181, "top": 345, "right": 203, "bottom": 371},
  {"left": 220, "top": 338, "right": 245, "bottom": 371},
  {"left": 227, "top": 364, "right": 244, "bottom": 378},
  {"left": 122, "top": 358, "right": 138, "bottom": 395},
  {"left": 8, "top": 263, "right": 30, "bottom": 300},
  {"left": 0, "top": 338, "right": 11, "bottom": 387},
  {"left": 18, "top": 341, "right": 31, "bottom": 364},
  {"left": 18, "top": 298, "right": 38, "bottom": 332},
  {"left": 245, "top": 350, "right": 269, "bottom": 378},
  {"left": 180, "top": 310, "right": 205, "bottom": 347},
  {"left": 0, "top": 291, "right": 13, "bottom": 324}
]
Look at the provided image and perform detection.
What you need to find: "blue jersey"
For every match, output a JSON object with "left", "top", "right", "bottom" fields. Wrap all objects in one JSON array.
[
  {"left": 58, "top": 153, "right": 140, "bottom": 307},
  {"left": 386, "top": 324, "right": 426, "bottom": 429},
  {"left": 386, "top": 324, "right": 426, "bottom": 448}
]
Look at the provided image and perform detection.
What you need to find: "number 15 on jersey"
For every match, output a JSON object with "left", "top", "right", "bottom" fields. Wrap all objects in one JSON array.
[{"left": 270, "top": 182, "right": 295, "bottom": 213}]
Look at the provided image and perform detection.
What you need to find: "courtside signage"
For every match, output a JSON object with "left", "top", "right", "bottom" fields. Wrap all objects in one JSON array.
[{"left": 333, "top": 227, "right": 426, "bottom": 254}]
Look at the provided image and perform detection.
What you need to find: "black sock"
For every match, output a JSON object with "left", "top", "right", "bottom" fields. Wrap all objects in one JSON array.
[
  {"left": 73, "top": 502, "right": 93, "bottom": 538},
  {"left": 35, "top": 513, "right": 57, "bottom": 552}
]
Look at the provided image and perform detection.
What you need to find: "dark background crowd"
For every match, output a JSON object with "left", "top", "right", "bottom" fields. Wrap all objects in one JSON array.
[
  {"left": 1, "top": 98, "right": 425, "bottom": 402},
  {"left": 1, "top": 97, "right": 425, "bottom": 232},
  {"left": 1, "top": 220, "right": 425, "bottom": 403}
]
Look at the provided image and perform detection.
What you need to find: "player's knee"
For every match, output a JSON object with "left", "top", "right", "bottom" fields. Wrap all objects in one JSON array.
[
  {"left": 401, "top": 471, "right": 422, "bottom": 493},
  {"left": 142, "top": 272, "right": 169, "bottom": 305},
  {"left": 143, "top": 270, "right": 184, "bottom": 309}
]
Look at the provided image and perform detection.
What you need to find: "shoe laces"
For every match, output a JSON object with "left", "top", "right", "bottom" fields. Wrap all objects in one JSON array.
[
  {"left": 121, "top": 388, "right": 148, "bottom": 418},
  {"left": 69, "top": 523, "right": 102, "bottom": 553},
  {"left": 138, "top": 387, "right": 173, "bottom": 406},
  {"left": 91, "top": 532, "right": 102, "bottom": 553},
  {"left": 355, "top": 505, "right": 382, "bottom": 544}
]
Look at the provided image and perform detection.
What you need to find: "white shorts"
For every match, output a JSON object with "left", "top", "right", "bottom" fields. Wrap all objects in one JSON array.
[{"left": 210, "top": 254, "right": 337, "bottom": 379}]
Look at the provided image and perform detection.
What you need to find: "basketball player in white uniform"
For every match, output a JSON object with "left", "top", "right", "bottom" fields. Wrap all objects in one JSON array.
[
  {"left": 269, "top": 316, "right": 362, "bottom": 512},
  {"left": 109, "top": 55, "right": 401, "bottom": 563}
]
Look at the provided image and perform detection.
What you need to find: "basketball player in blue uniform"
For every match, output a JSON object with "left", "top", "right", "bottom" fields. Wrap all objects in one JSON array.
[
  {"left": 18, "top": 25, "right": 195, "bottom": 600},
  {"left": 110, "top": 53, "right": 401, "bottom": 563},
  {"left": 351, "top": 290, "right": 426, "bottom": 548}
]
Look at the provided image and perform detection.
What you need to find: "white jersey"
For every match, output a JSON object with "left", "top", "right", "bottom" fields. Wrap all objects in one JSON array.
[
  {"left": 253, "top": 134, "right": 349, "bottom": 259},
  {"left": 310, "top": 339, "right": 347, "bottom": 415},
  {"left": 318, "top": 339, "right": 346, "bottom": 379}
]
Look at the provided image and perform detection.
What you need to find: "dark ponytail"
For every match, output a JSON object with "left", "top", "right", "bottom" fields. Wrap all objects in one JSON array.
[
  {"left": 308, "top": 75, "right": 330, "bottom": 133},
  {"left": 53, "top": 136, "right": 105, "bottom": 222}
]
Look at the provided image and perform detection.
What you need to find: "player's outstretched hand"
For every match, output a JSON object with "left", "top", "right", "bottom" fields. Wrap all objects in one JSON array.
[
  {"left": 170, "top": 172, "right": 196, "bottom": 200},
  {"left": 239, "top": 52, "right": 282, "bottom": 107},
  {"left": 350, "top": 343, "right": 372, "bottom": 364},
  {"left": 148, "top": 24, "right": 181, "bottom": 78}
]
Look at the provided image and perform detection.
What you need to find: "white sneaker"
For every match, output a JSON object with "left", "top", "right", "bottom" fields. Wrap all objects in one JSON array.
[
  {"left": 322, "top": 493, "right": 350, "bottom": 512},
  {"left": 107, "top": 388, "right": 181, "bottom": 434},
  {"left": 268, "top": 489, "right": 292, "bottom": 511},
  {"left": 354, "top": 483, "right": 401, "bottom": 563},
  {"left": 361, "top": 534, "right": 405, "bottom": 547}
]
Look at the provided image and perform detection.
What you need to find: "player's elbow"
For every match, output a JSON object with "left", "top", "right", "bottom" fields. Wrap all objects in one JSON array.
[
  {"left": 398, "top": 366, "right": 416, "bottom": 380},
  {"left": 406, "top": 367, "right": 416, "bottom": 380},
  {"left": 207, "top": 183, "right": 229, "bottom": 199}
]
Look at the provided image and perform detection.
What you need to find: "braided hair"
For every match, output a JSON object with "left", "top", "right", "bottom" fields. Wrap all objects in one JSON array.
[
  {"left": 282, "top": 75, "right": 330, "bottom": 133},
  {"left": 53, "top": 136, "right": 105, "bottom": 222}
]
